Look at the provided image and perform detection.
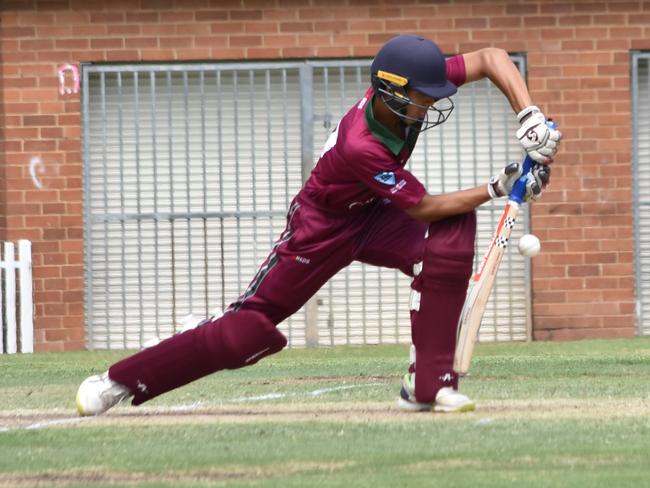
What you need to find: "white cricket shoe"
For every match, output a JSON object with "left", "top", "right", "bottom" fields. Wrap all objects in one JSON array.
[
  {"left": 433, "top": 387, "right": 475, "bottom": 413},
  {"left": 397, "top": 373, "right": 475, "bottom": 413},
  {"left": 76, "top": 372, "right": 132, "bottom": 416}
]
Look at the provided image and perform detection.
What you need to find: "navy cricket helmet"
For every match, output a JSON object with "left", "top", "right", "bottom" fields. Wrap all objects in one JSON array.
[{"left": 371, "top": 35, "right": 456, "bottom": 131}]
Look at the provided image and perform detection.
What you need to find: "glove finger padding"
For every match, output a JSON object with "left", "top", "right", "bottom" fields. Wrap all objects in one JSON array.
[
  {"left": 525, "top": 164, "right": 551, "bottom": 201},
  {"left": 488, "top": 162, "right": 522, "bottom": 199},
  {"left": 516, "top": 107, "right": 562, "bottom": 164}
]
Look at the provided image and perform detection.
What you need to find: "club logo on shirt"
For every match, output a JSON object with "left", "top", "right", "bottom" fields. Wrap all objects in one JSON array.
[{"left": 374, "top": 171, "right": 396, "bottom": 186}]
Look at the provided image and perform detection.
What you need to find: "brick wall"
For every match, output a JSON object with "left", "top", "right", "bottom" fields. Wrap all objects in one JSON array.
[{"left": 1, "top": 0, "right": 647, "bottom": 350}]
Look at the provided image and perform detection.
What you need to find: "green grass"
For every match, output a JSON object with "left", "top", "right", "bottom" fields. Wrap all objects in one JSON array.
[{"left": 2, "top": 338, "right": 650, "bottom": 487}]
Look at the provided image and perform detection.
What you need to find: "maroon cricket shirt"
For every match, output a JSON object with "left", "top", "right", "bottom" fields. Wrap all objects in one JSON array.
[{"left": 298, "top": 54, "right": 467, "bottom": 214}]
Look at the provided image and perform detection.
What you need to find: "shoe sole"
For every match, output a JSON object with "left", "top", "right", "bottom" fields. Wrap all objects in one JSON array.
[
  {"left": 397, "top": 397, "right": 432, "bottom": 412},
  {"left": 75, "top": 388, "right": 89, "bottom": 417},
  {"left": 433, "top": 402, "right": 476, "bottom": 414}
]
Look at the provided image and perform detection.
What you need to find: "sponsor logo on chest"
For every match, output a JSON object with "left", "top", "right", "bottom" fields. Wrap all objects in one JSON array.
[{"left": 390, "top": 179, "right": 407, "bottom": 194}]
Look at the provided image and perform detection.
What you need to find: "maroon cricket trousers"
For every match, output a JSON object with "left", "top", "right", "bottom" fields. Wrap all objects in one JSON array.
[{"left": 110, "top": 196, "right": 476, "bottom": 405}]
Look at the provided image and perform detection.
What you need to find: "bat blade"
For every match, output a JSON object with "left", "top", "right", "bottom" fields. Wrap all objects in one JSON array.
[
  {"left": 453, "top": 122, "right": 555, "bottom": 376},
  {"left": 453, "top": 200, "right": 522, "bottom": 376}
]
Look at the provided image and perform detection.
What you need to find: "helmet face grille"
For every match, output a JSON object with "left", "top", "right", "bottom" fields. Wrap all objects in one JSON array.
[{"left": 372, "top": 75, "right": 455, "bottom": 132}]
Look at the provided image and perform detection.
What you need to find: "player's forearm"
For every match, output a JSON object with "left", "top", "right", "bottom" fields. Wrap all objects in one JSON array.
[
  {"left": 405, "top": 186, "right": 491, "bottom": 222},
  {"left": 463, "top": 48, "right": 532, "bottom": 114}
]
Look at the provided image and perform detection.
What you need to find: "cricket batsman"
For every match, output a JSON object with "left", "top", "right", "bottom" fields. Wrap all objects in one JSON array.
[{"left": 76, "top": 35, "right": 560, "bottom": 415}]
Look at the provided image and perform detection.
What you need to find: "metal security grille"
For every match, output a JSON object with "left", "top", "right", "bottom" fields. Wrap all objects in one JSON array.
[
  {"left": 82, "top": 56, "right": 529, "bottom": 350},
  {"left": 632, "top": 53, "right": 650, "bottom": 335}
]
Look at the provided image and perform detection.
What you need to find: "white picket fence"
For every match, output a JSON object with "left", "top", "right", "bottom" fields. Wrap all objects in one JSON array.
[{"left": 1, "top": 240, "right": 33, "bottom": 354}]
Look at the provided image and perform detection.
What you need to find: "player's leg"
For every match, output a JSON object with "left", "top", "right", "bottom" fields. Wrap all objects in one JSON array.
[
  {"left": 76, "top": 309, "right": 287, "bottom": 415},
  {"left": 76, "top": 202, "right": 356, "bottom": 415},
  {"left": 354, "top": 202, "right": 427, "bottom": 276},
  {"left": 356, "top": 205, "right": 477, "bottom": 412},
  {"left": 402, "top": 211, "right": 477, "bottom": 412}
]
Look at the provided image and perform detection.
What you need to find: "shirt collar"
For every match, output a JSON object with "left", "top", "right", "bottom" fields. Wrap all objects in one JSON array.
[{"left": 365, "top": 96, "right": 406, "bottom": 156}]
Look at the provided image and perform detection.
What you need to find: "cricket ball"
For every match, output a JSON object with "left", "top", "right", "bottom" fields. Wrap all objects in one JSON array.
[{"left": 518, "top": 234, "right": 541, "bottom": 257}]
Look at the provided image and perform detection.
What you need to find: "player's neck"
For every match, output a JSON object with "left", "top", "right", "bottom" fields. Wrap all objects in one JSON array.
[{"left": 372, "top": 96, "right": 406, "bottom": 139}]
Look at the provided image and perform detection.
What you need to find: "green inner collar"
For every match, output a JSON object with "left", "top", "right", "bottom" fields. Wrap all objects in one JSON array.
[
  {"left": 366, "top": 97, "right": 419, "bottom": 156},
  {"left": 365, "top": 97, "right": 407, "bottom": 156}
]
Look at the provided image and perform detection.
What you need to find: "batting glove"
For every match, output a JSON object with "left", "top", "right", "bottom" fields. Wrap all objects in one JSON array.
[
  {"left": 515, "top": 106, "right": 561, "bottom": 164},
  {"left": 487, "top": 162, "right": 522, "bottom": 199},
  {"left": 524, "top": 163, "right": 551, "bottom": 201}
]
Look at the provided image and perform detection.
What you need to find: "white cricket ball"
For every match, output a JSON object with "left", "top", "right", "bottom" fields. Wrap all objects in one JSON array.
[{"left": 518, "top": 234, "right": 541, "bottom": 257}]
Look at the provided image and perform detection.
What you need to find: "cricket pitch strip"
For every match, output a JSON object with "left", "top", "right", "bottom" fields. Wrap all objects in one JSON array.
[{"left": 2, "top": 398, "right": 650, "bottom": 432}]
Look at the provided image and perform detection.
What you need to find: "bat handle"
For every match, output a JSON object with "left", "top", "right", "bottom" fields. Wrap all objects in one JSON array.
[
  {"left": 509, "top": 120, "right": 558, "bottom": 204},
  {"left": 509, "top": 156, "right": 534, "bottom": 204}
]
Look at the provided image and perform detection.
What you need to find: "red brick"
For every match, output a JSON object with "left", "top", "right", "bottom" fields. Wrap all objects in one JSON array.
[
  {"left": 385, "top": 19, "right": 418, "bottom": 31},
  {"left": 174, "top": 48, "right": 209, "bottom": 60},
  {"left": 194, "top": 35, "right": 229, "bottom": 48},
  {"left": 245, "top": 22, "right": 280, "bottom": 33},
  {"left": 567, "top": 265, "right": 601, "bottom": 277},
  {"left": 471, "top": 30, "right": 506, "bottom": 42},
  {"left": 262, "top": 8, "right": 299, "bottom": 21},
  {"left": 90, "top": 12, "right": 125, "bottom": 23},
  {"left": 282, "top": 46, "right": 316, "bottom": 57},
  {"left": 126, "top": 12, "right": 160, "bottom": 23},
  {"left": 280, "top": 21, "right": 315, "bottom": 32},
  {"left": 454, "top": 18, "right": 488, "bottom": 31},
  {"left": 316, "top": 47, "right": 351, "bottom": 57},
  {"left": 611, "top": 2, "right": 642, "bottom": 12},
  {"left": 525, "top": 16, "right": 558, "bottom": 27},
  {"left": 230, "top": 35, "right": 263, "bottom": 47},
  {"left": 566, "top": 290, "right": 607, "bottom": 303},
  {"left": 208, "top": 21, "right": 244, "bottom": 34},
  {"left": 625, "top": 13, "right": 650, "bottom": 23},
  {"left": 298, "top": 34, "right": 332, "bottom": 46},
  {"left": 562, "top": 39, "right": 595, "bottom": 50},
  {"left": 506, "top": 4, "right": 538, "bottom": 15},
  {"left": 210, "top": 48, "right": 246, "bottom": 59},
  {"left": 90, "top": 38, "right": 124, "bottom": 49},
  {"left": 593, "top": 13, "right": 626, "bottom": 24},
  {"left": 262, "top": 34, "right": 297, "bottom": 47},
  {"left": 20, "top": 39, "right": 55, "bottom": 51},
  {"left": 196, "top": 10, "right": 229, "bottom": 21},
  {"left": 490, "top": 16, "right": 523, "bottom": 28},
  {"left": 534, "top": 291, "right": 568, "bottom": 303},
  {"left": 101, "top": 25, "right": 138, "bottom": 36},
  {"left": 472, "top": 4, "right": 505, "bottom": 16},
  {"left": 610, "top": 26, "right": 643, "bottom": 37},
  {"left": 230, "top": 9, "right": 263, "bottom": 20},
  {"left": 125, "top": 37, "right": 159, "bottom": 49},
  {"left": 17, "top": 12, "right": 55, "bottom": 25},
  {"left": 157, "top": 37, "right": 193, "bottom": 49},
  {"left": 55, "top": 11, "right": 90, "bottom": 23},
  {"left": 419, "top": 18, "right": 455, "bottom": 30}
]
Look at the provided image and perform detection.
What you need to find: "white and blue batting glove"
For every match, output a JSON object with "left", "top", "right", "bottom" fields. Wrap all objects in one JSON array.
[
  {"left": 516, "top": 106, "right": 561, "bottom": 164},
  {"left": 524, "top": 163, "right": 551, "bottom": 201},
  {"left": 487, "top": 162, "right": 522, "bottom": 199},
  {"left": 488, "top": 162, "right": 551, "bottom": 201}
]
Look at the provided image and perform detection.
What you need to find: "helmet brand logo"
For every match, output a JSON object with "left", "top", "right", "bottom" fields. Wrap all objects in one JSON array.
[{"left": 377, "top": 70, "right": 408, "bottom": 87}]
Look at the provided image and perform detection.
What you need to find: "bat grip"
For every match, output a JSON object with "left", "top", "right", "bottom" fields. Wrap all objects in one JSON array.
[
  {"left": 509, "top": 120, "right": 558, "bottom": 204},
  {"left": 509, "top": 156, "right": 534, "bottom": 204}
]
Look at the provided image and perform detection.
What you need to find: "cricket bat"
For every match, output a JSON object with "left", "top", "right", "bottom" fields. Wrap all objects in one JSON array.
[{"left": 452, "top": 155, "right": 535, "bottom": 376}]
